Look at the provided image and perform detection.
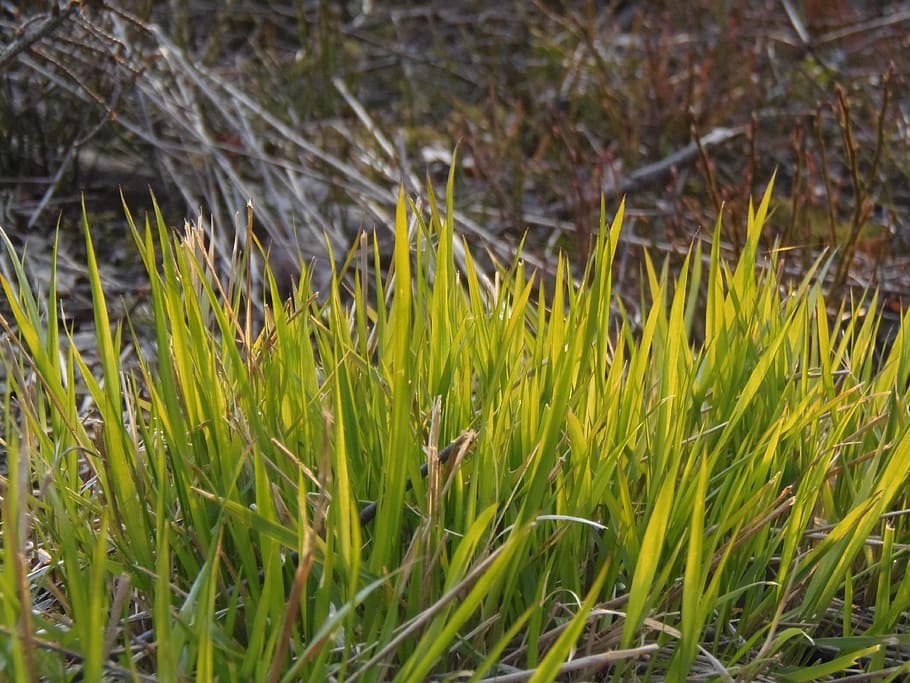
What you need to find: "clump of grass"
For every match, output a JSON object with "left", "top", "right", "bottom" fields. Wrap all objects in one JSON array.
[{"left": 1, "top": 172, "right": 910, "bottom": 681}]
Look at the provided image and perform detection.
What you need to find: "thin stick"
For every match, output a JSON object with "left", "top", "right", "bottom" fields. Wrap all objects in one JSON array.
[
  {"left": 0, "top": 1, "right": 81, "bottom": 70},
  {"left": 358, "top": 429, "right": 477, "bottom": 525}
]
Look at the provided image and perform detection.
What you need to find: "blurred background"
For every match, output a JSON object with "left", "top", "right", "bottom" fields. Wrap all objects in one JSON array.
[{"left": 1, "top": 1, "right": 908, "bottom": 334}]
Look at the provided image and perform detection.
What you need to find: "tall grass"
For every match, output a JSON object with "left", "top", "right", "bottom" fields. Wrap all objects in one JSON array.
[{"left": 1, "top": 174, "right": 909, "bottom": 681}]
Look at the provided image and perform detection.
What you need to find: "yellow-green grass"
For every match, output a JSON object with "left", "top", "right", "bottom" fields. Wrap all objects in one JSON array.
[{"left": 1, "top": 172, "right": 909, "bottom": 681}]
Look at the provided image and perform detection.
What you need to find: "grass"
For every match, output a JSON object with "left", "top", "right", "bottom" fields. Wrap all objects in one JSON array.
[{"left": 2, "top": 172, "right": 910, "bottom": 681}]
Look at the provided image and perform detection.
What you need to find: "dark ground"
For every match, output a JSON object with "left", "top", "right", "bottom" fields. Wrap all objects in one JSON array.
[{"left": 1, "top": 1, "right": 909, "bottom": 348}]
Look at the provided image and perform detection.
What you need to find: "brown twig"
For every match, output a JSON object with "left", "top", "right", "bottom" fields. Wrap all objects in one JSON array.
[
  {"left": 691, "top": 116, "right": 723, "bottom": 218},
  {"left": 0, "top": 1, "right": 81, "bottom": 70},
  {"left": 864, "top": 64, "right": 893, "bottom": 202},
  {"left": 814, "top": 106, "right": 838, "bottom": 248},
  {"left": 832, "top": 69, "right": 893, "bottom": 293}
]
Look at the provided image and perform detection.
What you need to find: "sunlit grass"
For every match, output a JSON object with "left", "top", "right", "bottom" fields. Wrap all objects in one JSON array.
[{"left": 1, "top": 173, "right": 909, "bottom": 681}]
